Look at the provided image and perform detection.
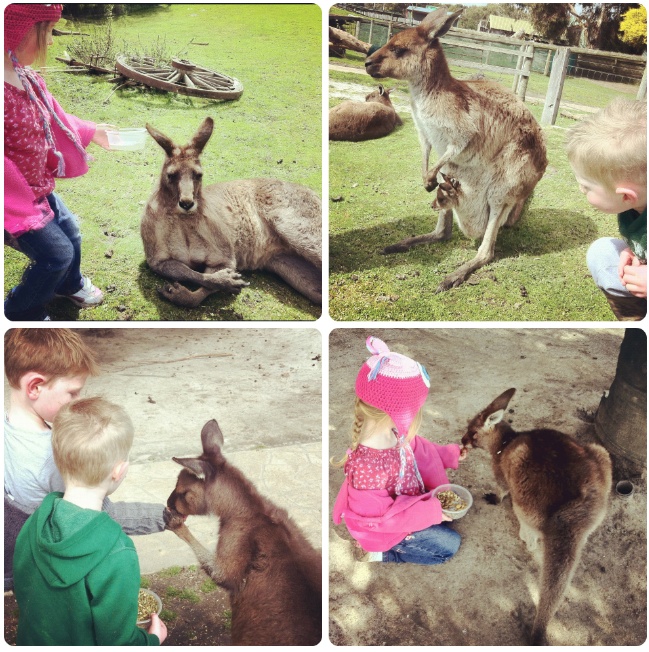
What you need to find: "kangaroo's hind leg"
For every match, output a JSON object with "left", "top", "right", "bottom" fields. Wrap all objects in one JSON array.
[{"left": 265, "top": 254, "right": 322, "bottom": 305}]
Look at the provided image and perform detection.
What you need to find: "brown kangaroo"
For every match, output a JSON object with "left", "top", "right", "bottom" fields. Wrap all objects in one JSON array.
[
  {"left": 141, "top": 117, "right": 322, "bottom": 308},
  {"left": 329, "top": 84, "right": 402, "bottom": 141},
  {"left": 365, "top": 8, "right": 547, "bottom": 292},
  {"left": 165, "top": 420, "right": 321, "bottom": 646},
  {"left": 461, "top": 388, "right": 612, "bottom": 645}
]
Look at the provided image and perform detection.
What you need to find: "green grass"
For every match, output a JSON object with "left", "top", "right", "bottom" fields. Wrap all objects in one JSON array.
[
  {"left": 165, "top": 587, "right": 200, "bottom": 603},
  {"left": 328, "top": 66, "right": 632, "bottom": 321},
  {"left": 6, "top": 4, "right": 321, "bottom": 321},
  {"left": 199, "top": 579, "right": 218, "bottom": 594},
  {"left": 158, "top": 566, "right": 183, "bottom": 578}
]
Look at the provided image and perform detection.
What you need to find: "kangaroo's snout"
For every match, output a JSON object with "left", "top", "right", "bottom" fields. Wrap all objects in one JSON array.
[{"left": 179, "top": 199, "right": 195, "bottom": 212}]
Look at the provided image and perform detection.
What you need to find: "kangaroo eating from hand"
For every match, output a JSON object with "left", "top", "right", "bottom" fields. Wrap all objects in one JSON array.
[
  {"left": 461, "top": 388, "right": 612, "bottom": 645},
  {"left": 165, "top": 420, "right": 321, "bottom": 646},
  {"left": 141, "top": 117, "right": 322, "bottom": 308},
  {"left": 365, "top": 8, "right": 547, "bottom": 292}
]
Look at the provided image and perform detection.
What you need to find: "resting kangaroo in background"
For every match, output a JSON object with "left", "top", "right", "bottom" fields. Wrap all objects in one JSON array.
[
  {"left": 165, "top": 420, "right": 322, "bottom": 646},
  {"left": 365, "top": 8, "right": 547, "bottom": 292},
  {"left": 141, "top": 117, "right": 322, "bottom": 308},
  {"left": 461, "top": 388, "right": 612, "bottom": 645},
  {"left": 329, "top": 84, "right": 402, "bottom": 141}
]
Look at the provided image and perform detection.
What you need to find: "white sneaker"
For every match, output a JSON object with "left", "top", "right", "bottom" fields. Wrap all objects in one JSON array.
[{"left": 56, "top": 276, "right": 104, "bottom": 307}]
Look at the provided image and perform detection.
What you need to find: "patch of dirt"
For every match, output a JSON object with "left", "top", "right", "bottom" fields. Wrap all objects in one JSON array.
[{"left": 4, "top": 567, "right": 232, "bottom": 646}]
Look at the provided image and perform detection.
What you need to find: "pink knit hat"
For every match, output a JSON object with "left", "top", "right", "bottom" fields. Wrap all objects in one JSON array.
[
  {"left": 5, "top": 4, "right": 62, "bottom": 53},
  {"left": 355, "top": 336, "right": 430, "bottom": 438}
]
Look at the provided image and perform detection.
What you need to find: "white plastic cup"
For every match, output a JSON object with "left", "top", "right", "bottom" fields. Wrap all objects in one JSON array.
[
  {"left": 432, "top": 483, "right": 473, "bottom": 520},
  {"left": 106, "top": 128, "right": 147, "bottom": 151},
  {"left": 136, "top": 588, "right": 162, "bottom": 626}
]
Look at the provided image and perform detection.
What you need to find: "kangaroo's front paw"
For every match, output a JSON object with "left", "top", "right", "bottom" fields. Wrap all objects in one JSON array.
[
  {"left": 432, "top": 174, "right": 461, "bottom": 210},
  {"left": 205, "top": 269, "right": 249, "bottom": 294},
  {"left": 158, "top": 282, "right": 203, "bottom": 308},
  {"left": 163, "top": 507, "right": 187, "bottom": 531},
  {"left": 483, "top": 493, "right": 500, "bottom": 505},
  {"left": 424, "top": 173, "right": 439, "bottom": 193}
]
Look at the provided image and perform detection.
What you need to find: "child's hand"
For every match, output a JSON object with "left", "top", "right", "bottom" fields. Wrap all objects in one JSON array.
[
  {"left": 621, "top": 261, "right": 647, "bottom": 298},
  {"left": 441, "top": 513, "right": 453, "bottom": 522},
  {"left": 458, "top": 446, "right": 469, "bottom": 462},
  {"left": 618, "top": 248, "right": 636, "bottom": 279},
  {"left": 92, "top": 123, "right": 118, "bottom": 150},
  {"left": 148, "top": 613, "right": 167, "bottom": 644}
]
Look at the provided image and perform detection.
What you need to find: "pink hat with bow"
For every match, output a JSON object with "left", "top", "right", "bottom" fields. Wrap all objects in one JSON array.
[{"left": 355, "top": 335, "right": 430, "bottom": 438}]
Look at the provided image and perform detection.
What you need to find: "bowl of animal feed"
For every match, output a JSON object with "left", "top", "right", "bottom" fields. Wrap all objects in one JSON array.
[
  {"left": 432, "top": 484, "right": 473, "bottom": 520},
  {"left": 136, "top": 588, "right": 162, "bottom": 627},
  {"left": 106, "top": 128, "right": 147, "bottom": 151}
]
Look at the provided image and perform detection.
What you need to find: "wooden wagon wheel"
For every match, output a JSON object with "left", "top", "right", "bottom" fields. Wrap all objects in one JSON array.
[{"left": 115, "top": 56, "right": 243, "bottom": 100}]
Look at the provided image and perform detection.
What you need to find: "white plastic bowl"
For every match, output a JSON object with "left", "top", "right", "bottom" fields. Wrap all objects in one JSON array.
[
  {"left": 136, "top": 588, "right": 162, "bottom": 626},
  {"left": 107, "top": 128, "right": 147, "bottom": 151},
  {"left": 432, "top": 483, "right": 473, "bottom": 520}
]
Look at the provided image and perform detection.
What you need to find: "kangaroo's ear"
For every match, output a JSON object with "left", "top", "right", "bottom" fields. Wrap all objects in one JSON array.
[
  {"left": 378, "top": 84, "right": 385, "bottom": 95},
  {"left": 483, "top": 388, "right": 516, "bottom": 427},
  {"left": 485, "top": 409, "right": 506, "bottom": 428},
  {"left": 201, "top": 419, "right": 225, "bottom": 456},
  {"left": 146, "top": 124, "right": 175, "bottom": 157},
  {"left": 419, "top": 8, "right": 462, "bottom": 41},
  {"left": 190, "top": 117, "right": 214, "bottom": 155},
  {"left": 172, "top": 456, "right": 212, "bottom": 480}
]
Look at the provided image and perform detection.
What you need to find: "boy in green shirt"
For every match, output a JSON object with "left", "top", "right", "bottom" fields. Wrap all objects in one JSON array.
[
  {"left": 13, "top": 397, "right": 167, "bottom": 645},
  {"left": 566, "top": 98, "right": 646, "bottom": 320}
]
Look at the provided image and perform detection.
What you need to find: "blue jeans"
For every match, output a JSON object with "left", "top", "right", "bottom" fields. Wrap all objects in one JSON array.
[
  {"left": 383, "top": 523, "right": 461, "bottom": 565},
  {"left": 5, "top": 193, "right": 83, "bottom": 320}
]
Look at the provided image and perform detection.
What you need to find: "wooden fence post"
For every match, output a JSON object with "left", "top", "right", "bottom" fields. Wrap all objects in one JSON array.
[
  {"left": 516, "top": 44, "right": 534, "bottom": 101},
  {"left": 543, "top": 49, "right": 552, "bottom": 76},
  {"left": 541, "top": 47, "right": 570, "bottom": 126},
  {"left": 637, "top": 63, "right": 647, "bottom": 100},
  {"left": 512, "top": 44, "right": 524, "bottom": 93},
  {"left": 368, "top": 19, "right": 374, "bottom": 44}
]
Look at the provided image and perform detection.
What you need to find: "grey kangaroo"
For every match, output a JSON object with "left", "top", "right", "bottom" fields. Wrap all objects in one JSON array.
[
  {"left": 365, "top": 8, "right": 547, "bottom": 292},
  {"left": 165, "top": 420, "right": 321, "bottom": 645},
  {"left": 461, "top": 388, "right": 612, "bottom": 645},
  {"left": 141, "top": 117, "right": 322, "bottom": 308}
]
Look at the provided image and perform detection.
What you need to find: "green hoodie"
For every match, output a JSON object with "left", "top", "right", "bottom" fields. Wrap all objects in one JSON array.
[{"left": 14, "top": 492, "right": 159, "bottom": 646}]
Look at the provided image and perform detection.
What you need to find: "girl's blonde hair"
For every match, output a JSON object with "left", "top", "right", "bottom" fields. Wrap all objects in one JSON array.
[
  {"left": 32, "top": 21, "right": 54, "bottom": 67},
  {"left": 331, "top": 398, "right": 423, "bottom": 467},
  {"left": 52, "top": 397, "right": 134, "bottom": 486},
  {"left": 566, "top": 98, "right": 647, "bottom": 190}
]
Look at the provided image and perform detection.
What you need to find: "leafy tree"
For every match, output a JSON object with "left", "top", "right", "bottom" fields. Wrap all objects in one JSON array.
[
  {"left": 457, "top": 3, "right": 530, "bottom": 31},
  {"left": 619, "top": 5, "right": 647, "bottom": 47},
  {"left": 525, "top": 3, "right": 644, "bottom": 52}
]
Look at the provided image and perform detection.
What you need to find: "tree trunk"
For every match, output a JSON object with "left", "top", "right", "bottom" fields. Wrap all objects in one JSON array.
[{"left": 594, "top": 329, "right": 647, "bottom": 466}]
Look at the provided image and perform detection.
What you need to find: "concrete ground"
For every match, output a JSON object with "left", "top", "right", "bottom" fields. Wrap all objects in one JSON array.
[
  {"left": 329, "top": 328, "right": 646, "bottom": 646},
  {"left": 7, "top": 328, "right": 322, "bottom": 573}
]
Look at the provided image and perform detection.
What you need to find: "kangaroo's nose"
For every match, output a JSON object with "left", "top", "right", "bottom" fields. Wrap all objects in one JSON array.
[{"left": 179, "top": 200, "right": 195, "bottom": 211}]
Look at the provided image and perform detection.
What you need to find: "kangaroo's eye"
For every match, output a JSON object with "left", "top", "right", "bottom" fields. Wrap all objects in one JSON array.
[
  {"left": 392, "top": 46, "right": 408, "bottom": 57},
  {"left": 193, "top": 172, "right": 203, "bottom": 181},
  {"left": 167, "top": 172, "right": 178, "bottom": 182}
]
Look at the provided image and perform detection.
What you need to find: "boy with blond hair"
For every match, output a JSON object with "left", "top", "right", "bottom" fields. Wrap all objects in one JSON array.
[
  {"left": 566, "top": 98, "right": 646, "bottom": 320},
  {"left": 13, "top": 397, "right": 167, "bottom": 645},
  {"left": 4, "top": 329, "right": 166, "bottom": 591}
]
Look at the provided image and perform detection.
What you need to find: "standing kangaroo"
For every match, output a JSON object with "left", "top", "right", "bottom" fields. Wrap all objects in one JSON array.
[
  {"left": 141, "top": 117, "right": 322, "bottom": 308},
  {"left": 165, "top": 420, "right": 321, "bottom": 646},
  {"left": 461, "top": 388, "right": 612, "bottom": 645},
  {"left": 365, "top": 9, "right": 547, "bottom": 292}
]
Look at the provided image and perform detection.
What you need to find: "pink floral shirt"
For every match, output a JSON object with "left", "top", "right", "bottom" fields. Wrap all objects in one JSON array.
[
  {"left": 4, "top": 81, "right": 55, "bottom": 199},
  {"left": 345, "top": 443, "right": 422, "bottom": 497}
]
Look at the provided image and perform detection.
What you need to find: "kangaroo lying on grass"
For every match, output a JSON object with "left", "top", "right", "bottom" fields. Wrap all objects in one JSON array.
[
  {"left": 365, "top": 8, "right": 547, "bottom": 292},
  {"left": 165, "top": 420, "right": 322, "bottom": 645},
  {"left": 141, "top": 117, "right": 322, "bottom": 308},
  {"left": 461, "top": 388, "right": 612, "bottom": 645},
  {"left": 329, "top": 84, "right": 402, "bottom": 141}
]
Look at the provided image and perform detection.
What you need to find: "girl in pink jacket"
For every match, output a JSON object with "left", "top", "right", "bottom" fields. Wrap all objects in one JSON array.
[
  {"left": 4, "top": 4, "right": 111, "bottom": 320},
  {"left": 332, "top": 336, "right": 466, "bottom": 563}
]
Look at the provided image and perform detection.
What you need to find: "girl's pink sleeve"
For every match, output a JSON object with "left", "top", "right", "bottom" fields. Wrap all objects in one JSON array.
[
  {"left": 48, "top": 92, "right": 96, "bottom": 147},
  {"left": 432, "top": 442, "right": 462, "bottom": 470}
]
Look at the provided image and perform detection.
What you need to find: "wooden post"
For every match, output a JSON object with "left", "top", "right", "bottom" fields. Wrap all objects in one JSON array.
[
  {"left": 516, "top": 44, "right": 533, "bottom": 101},
  {"left": 355, "top": 20, "right": 360, "bottom": 39},
  {"left": 541, "top": 47, "right": 570, "bottom": 126},
  {"left": 637, "top": 62, "right": 647, "bottom": 100},
  {"left": 543, "top": 49, "right": 552, "bottom": 76},
  {"left": 387, "top": 19, "right": 393, "bottom": 40},
  {"left": 368, "top": 19, "right": 374, "bottom": 44},
  {"left": 512, "top": 44, "right": 524, "bottom": 93}
]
